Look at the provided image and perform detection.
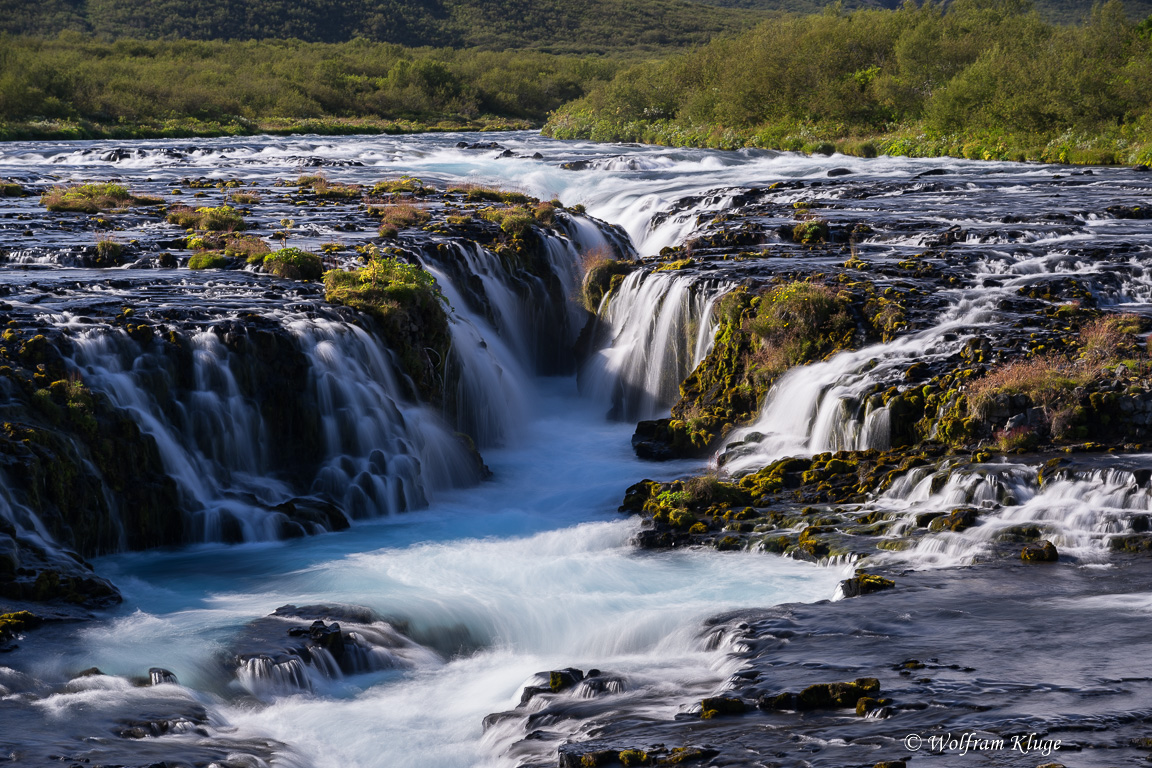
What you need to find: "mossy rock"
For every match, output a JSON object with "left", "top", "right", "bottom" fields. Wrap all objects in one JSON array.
[
  {"left": 840, "top": 572, "right": 895, "bottom": 597},
  {"left": 700, "top": 696, "right": 746, "bottom": 718},
  {"left": 1021, "top": 540, "right": 1059, "bottom": 562},
  {"left": 797, "top": 678, "right": 880, "bottom": 710},
  {"left": 655, "top": 747, "right": 720, "bottom": 765},
  {"left": 618, "top": 750, "right": 650, "bottom": 767},
  {"left": 0, "top": 611, "right": 41, "bottom": 642}
]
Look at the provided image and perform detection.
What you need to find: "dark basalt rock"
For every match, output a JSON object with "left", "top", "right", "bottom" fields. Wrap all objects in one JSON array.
[{"left": 1022, "top": 539, "right": 1059, "bottom": 562}]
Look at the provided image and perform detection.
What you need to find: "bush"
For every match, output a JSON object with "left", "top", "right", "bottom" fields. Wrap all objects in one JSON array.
[
  {"left": 792, "top": 219, "right": 829, "bottom": 244},
  {"left": 371, "top": 203, "right": 431, "bottom": 231},
  {"left": 41, "top": 182, "right": 161, "bottom": 213},
  {"left": 188, "top": 252, "right": 229, "bottom": 269},
  {"left": 746, "top": 281, "right": 855, "bottom": 375},
  {"left": 222, "top": 235, "right": 272, "bottom": 263},
  {"left": 228, "top": 191, "right": 261, "bottom": 205},
  {"left": 264, "top": 247, "right": 323, "bottom": 280},
  {"left": 94, "top": 239, "right": 122, "bottom": 265},
  {"left": 166, "top": 205, "right": 245, "bottom": 231},
  {"left": 581, "top": 247, "right": 635, "bottom": 310}
]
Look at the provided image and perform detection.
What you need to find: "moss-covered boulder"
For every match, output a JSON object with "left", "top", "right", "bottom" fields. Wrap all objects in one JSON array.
[
  {"left": 324, "top": 253, "right": 450, "bottom": 403},
  {"left": 1022, "top": 540, "right": 1059, "bottom": 562}
]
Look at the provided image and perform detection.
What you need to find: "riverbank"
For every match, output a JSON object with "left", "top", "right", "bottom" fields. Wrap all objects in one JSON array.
[
  {"left": 543, "top": 113, "right": 1152, "bottom": 166},
  {"left": 0, "top": 116, "right": 537, "bottom": 142}
]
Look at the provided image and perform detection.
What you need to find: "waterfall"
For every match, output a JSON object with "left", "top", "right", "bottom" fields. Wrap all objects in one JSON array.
[
  {"left": 581, "top": 270, "right": 731, "bottom": 421},
  {"left": 870, "top": 462, "right": 1152, "bottom": 567}
]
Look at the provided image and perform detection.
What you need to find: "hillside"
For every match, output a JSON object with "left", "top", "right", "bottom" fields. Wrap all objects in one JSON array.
[
  {"left": 0, "top": 0, "right": 764, "bottom": 53},
  {"left": 694, "top": 0, "right": 1152, "bottom": 23}
]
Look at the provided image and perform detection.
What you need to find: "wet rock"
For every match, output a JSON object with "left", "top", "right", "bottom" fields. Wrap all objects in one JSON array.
[
  {"left": 760, "top": 678, "right": 880, "bottom": 711},
  {"left": 839, "top": 572, "right": 895, "bottom": 597},
  {"left": 149, "top": 668, "right": 178, "bottom": 685},
  {"left": 827, "top": 168, "right": 853, "bottom": 177},
  {"left": 1021, "top": 540, "right": 1059, "bottom": 562},
  {"left": 700, "top": 696, "right": 745, "bottom": 717}
]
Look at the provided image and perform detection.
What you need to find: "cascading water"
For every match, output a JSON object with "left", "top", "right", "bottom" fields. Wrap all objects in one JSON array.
[
  {"left": 8, "top": 132, "right": 1152, "bottom": 768},
  {"left": 581, "top": 270, "right": 730, "bottom": 421}
]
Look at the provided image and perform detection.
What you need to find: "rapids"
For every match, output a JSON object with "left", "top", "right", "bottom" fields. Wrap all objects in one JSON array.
[{"left": 3, "top": 131, "right": 1152, "bottom": 766}]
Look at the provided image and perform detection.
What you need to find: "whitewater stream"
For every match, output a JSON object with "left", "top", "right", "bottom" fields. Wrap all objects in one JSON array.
[{"left": 3, "top": 132, "right": 1152, "bottom": 766}]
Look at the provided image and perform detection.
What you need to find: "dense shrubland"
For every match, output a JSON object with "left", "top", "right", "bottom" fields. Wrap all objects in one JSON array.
[
  {"left": 0, "top": 36, "right": 621, "bottom": 138},
  {"left": 546, "top": 0, "right": 1152, "bottom": 163}
]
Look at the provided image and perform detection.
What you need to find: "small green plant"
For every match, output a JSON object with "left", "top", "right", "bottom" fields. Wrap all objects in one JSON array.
[
  {"left": 222, "top": 235, "right": 272, "bottom": 263},
  {"left": 792, "top": 219, "right": 829, "bottom": 244},
  {"left": 166, "top": 205, "right": 245, "bottom": 231},
  {"left": 372, "top": 177, "right": 432, "bottom": 196},
  {"left": 372, "top": 203, "right": 431, "bottom": 230},
  {"left": 94, "top": 238, "right": 122, "bottom": 264},
  {"left": 188, "top": 252, "right": 229, "bottom": 269},
  {"left": 228, "top": 191, "right": 261, "bottom": 205},
  {"left": 357, "top": 246, "right": 437, "bottom": 290},
  {"left": 41, "top": 182, "right": 161, "bottom": 213},
  {"left": 264, "top": 247, "right": 323, "bottom": 280}
]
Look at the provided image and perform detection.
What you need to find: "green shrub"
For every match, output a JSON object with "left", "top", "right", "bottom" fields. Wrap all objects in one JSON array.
[
  {"left": 323, "top": 248, "right": 447, "bottom": 400},
  {"left": 222, "top": 235, "right": 272, "bottom": 263},
  {"left": 792, "top": 219, "right": 829, "bottom": 244},
  {"left": 372, "top": 177, "right": 433, "bottom": 196},
  {"left": 94, "top": 239, "right": 122, "bottom": 264},
  {"left": 371, "top": 203, "right": 431, "bottom": 230},
  {"left": 188, "top": 252, "right": 229, "bottom": 269},
  {"left": 41, "top": 183, "right": 161, "bottom": 213},
  {"left": 264, "top": 247, "right": 323, "bottom": 280},
  {"left": 746, "top": 281, "right": 855, "bottom": 375},
  {"left": 167, "top": 205, "right": 246, "bottom": 231}
]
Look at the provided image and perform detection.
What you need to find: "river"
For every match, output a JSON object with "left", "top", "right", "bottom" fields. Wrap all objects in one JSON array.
[{"left": 2, "top": 132, "right": 1152, "bottom": 767}]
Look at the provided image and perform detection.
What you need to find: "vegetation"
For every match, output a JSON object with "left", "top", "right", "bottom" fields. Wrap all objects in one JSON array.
[
  {"left": 581, "top": 248, "right": 636, "bottom": 311},
  {"left": 0, "top": 36, "right": 621, "bottom": 138},
  {"left": 0, "top": 179, "right": 26, "bottom": 196},
  {"left": 372, "top": 203, "right": 432, "bottom": 237},
  {"left": 745, "top": 282, "right": 855, "bottom": 375},
  {"left": 964, "top": 312, "right": 1150, "bottom": 443},
  {"left": 166, "top": 205, "right": 246, "bottom": 231},
  {"left": 0, "top": 0, "right": 763, "bottom": 53},
  {"left": 264, "top": 247, "right": 324, "bottom": 281},
  {"left": 634, "top": 282, "right": 859, "bottom": 458},
  {"left": 188, "top": 252, "right": 229, "bottom": 269},
  {"left": 324, "top": 247, "right": 449, "bottom": 401},
  {"left": 545, "top": 0, "right": 1152, "bottom": 165},
  {"left": 40, "top": 183, "right": 161, "bottom": 213},
  {"left": 222, "top": 235, "right": 272, "bottom": 263}
]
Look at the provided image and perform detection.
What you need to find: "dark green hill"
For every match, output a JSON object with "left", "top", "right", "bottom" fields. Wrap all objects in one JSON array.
[
  {"left": 694, "top": 0, "right": 1152, "bottom": 23},
  {"left": 0, "top": 0, "right": 764, "bottom": 53}
]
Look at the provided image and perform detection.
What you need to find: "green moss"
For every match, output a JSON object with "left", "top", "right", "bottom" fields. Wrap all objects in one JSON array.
[
  {"left": 619, "top": 750, "right": 650, "bottom": 766},
  {"left": 264, "top": 247, "right": 323, "bottom": 281},
  {"left": 582, "top": 257, "right": 635, "bottom": 311},
  {"left": 656, "top": 258, "right": 694, "bottom": 271},
  {"left": 167, "top": 205, "right": 246, "bottom": 231},
  {"left": 323, "top": 250, "right": 449, "bottom": 402},
  {"left": 0, "top": 611, "right": 41, "bottom": 641},
  {"left": 188, "top": 252, "right": 229, "bottom": 269},
  {"left": 792, "top": 219, "right": 829, "bottom": 244},
  {"left": 373, "top": 177, "right": 433, "bottom": 196},
  {"left": 41, "top": 182, "right": 162, "bottom": 212},
  {"left": 700, "top": 696, "right": 746, "bottom": 718}
]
